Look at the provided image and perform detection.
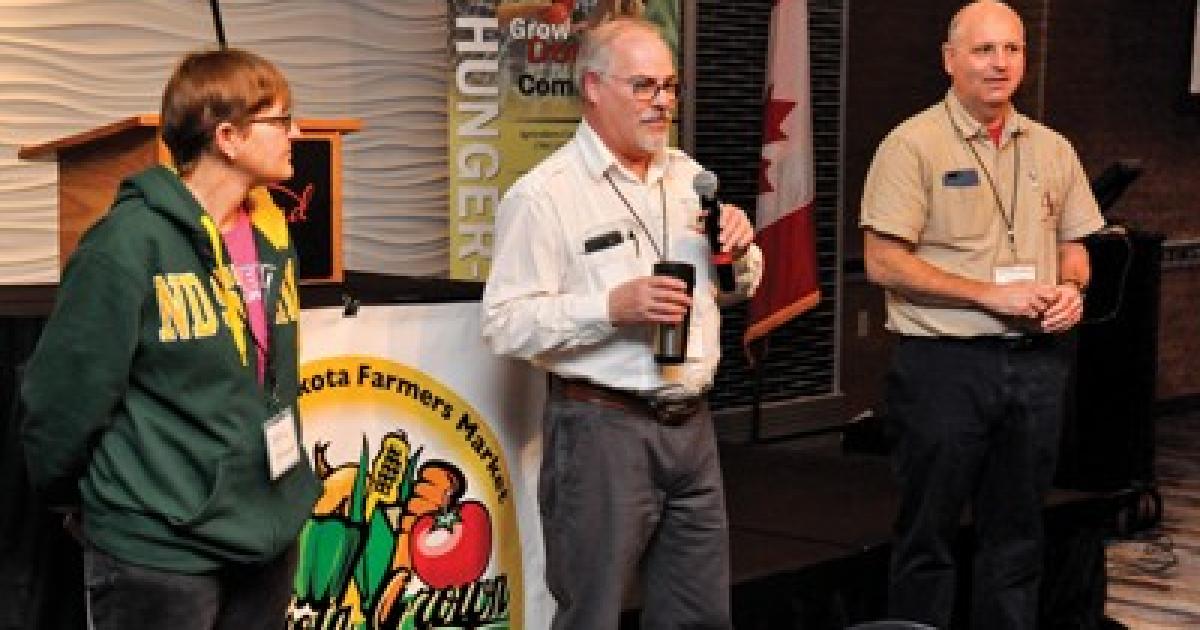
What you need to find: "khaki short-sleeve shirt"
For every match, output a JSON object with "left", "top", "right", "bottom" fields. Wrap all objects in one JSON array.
[{"left": 860, "top": 91, "right": 1105, "bottom": 336}]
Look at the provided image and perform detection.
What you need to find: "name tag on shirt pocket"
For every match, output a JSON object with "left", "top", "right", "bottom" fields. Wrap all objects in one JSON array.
[
  {"left": 943, "top": 168, "right": 980, "bottom": 187},
  {"left": 584, "top": 230, "right": 624, "bottom": 254},
  {"left": 582, "top": 221, "right": 641, "bottom": 289}
]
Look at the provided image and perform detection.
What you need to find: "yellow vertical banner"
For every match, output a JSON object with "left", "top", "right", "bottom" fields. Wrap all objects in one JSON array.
[{"left": 448, "top": 0, "right": 681, "bottom": 280}]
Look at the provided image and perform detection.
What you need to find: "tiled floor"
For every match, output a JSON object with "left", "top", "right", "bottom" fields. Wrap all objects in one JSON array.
[{"left": 1105, "top": 411, "right": 1200, "bottom": 628}]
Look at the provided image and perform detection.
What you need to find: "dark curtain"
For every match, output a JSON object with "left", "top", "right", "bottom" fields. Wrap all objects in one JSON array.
[{"left": 0, "top": 317, "right": 86, "bottom": 630}]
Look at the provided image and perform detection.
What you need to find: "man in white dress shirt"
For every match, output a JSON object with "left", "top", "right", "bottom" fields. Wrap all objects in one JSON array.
[{"left": 482, "top": 17, "right": 762, "bottom": 630}]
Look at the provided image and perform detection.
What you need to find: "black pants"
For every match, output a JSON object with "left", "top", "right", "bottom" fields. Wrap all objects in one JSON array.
[
  {"left": 85, "top": 543, "right": 297, "bottom": 630},
  {"left": 885, "top": 336, "right": 1069, "bottom": 630}
]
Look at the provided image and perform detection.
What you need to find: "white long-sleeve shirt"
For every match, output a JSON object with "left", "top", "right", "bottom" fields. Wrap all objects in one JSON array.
[{"left": 481, "top": 121, "right": 763, "bottom": 399}]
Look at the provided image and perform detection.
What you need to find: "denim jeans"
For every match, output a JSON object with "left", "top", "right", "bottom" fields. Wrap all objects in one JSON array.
[{"left": 84, "top": 543, "right": 296, "bottom": 630}]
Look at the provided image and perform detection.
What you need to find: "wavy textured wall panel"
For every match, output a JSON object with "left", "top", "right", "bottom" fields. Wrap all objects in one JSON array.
[{"left": 0, "top": 0, "right": 449, "bottom": 284}]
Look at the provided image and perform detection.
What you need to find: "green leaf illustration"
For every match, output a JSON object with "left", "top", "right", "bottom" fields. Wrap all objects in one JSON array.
[
  {"left": 398, "top": 445, "right": 423, "bottom": 506},
  {"left": 292, "top": 519, "right": 315, "bottom": 600},
  {"left": 350, "top": 435, "right": 370, "bottom": 524},
  {"left": 353, "top": 507, "right": 397, "bottom": 615},
  {"left": 296, "top": 516, "right": 362, "bottom": 604}
]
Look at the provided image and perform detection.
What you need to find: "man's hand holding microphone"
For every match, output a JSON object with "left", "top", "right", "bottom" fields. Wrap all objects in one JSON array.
[{"left": 608, "top": 171, "right": 754, "bottom": 332}]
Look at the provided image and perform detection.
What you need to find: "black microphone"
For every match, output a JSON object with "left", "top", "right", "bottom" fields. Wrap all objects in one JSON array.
[{"left": 693, "top": 170, "right": 736, "bottom": 292}]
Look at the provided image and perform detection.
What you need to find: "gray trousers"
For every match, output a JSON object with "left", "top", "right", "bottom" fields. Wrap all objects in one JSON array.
[{"left": 540, "top": 389, "right": 731, "bottom": 630}]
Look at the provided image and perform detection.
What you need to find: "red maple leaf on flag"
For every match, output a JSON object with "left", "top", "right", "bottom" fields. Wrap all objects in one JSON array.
[
  {"left": 746, "top": 0, "right": 820, "bottom": 350},
  {"left": 759, "top": 84, "right": 796, "bottom": 195}
]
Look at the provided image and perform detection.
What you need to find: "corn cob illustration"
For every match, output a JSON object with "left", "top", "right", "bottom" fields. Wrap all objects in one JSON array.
[{"left": 365, "top": 431, "right": 411, "bottom": 518}]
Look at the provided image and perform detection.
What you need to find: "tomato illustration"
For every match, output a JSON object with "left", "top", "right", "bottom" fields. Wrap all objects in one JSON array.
[{"left": 409, "top": 500, "right": 492, "bottom": 589}]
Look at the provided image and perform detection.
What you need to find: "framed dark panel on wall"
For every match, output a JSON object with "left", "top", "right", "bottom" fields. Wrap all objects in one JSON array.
[
  {"left": 268, "top": 120, "right": 361, "bottom": 284},
  {"left": 269, "top": 134, "right": 339, "bottom": 283}
]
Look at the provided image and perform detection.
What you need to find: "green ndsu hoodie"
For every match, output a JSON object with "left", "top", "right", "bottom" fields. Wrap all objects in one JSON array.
[{"left": 22, "top": 166, "right": 320, "bottom": 573}]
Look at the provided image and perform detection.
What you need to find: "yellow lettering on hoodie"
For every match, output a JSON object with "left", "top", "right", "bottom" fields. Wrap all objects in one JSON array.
[
  {"left": 178, "top": 273, "right": 219, "bottom": 338},
  {"left": 154, "top": 274, "right": 191, "bottom": 341},
  {"left": 155, "top": 272, "right": 222, "bottom": 342},
  {"left": 211, "top": 267, "right": 249, "bottom": 366}
]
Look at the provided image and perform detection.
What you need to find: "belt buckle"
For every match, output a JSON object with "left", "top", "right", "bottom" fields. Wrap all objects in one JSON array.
[
  {"left": 649, "top": 398, "right": 699, "bottom": 426},
  {"left": 999, "top": 332, "right": 1031, "bottom": 349}
]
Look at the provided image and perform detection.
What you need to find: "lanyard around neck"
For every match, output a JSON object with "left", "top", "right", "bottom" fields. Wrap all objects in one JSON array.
[
  {"left": 603, "top": 171, "right": 668, "bottom": 261},
  {"left": 945, "top": 102, "right": 1021, "bottom": 257}
]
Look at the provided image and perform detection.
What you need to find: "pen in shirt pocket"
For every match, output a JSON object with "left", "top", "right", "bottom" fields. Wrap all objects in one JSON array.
[
  {"left": 1042, "top": 191, "right": 1057, "bottom": 221},
  {"left": 628, "top": 230, "right": 640, "bottom": 257}
]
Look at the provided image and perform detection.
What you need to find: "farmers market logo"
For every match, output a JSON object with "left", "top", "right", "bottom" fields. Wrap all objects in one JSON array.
[{"left": 289, "top": 356, "right": 522, "bottom": 630}]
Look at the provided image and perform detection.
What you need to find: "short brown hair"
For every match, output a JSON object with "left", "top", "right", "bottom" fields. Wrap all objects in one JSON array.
[{"left": 160, "top": 48, "right": 292, "bottom": 172}]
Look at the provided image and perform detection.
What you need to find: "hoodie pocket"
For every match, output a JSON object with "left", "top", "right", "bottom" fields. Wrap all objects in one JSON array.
[
  {"left": 169, "top": 454, "right": 234, "bottom": 528},
  {"left": 169, "top": 454, "right": 274, "bottom": 559},
  {"left": 168, "top": 451, "right": 318, "bottom": 562}
]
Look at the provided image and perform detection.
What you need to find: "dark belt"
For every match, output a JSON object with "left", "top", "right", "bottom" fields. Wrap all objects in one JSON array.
[
  {"left": 551, "top": 376, "right": 701, "bottom": 426},
  {"left": 902, "top": 333, "right": 1060, "bottom": 351}
]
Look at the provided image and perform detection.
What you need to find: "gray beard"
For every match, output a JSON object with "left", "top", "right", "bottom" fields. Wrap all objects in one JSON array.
[{"left": 637, "top": 130, "right": 668, "bottom": 154}]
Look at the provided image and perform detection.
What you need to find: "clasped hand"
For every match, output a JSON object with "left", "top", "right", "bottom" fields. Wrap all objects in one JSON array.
[{"left": 985, "top": 282, "right": 1084, "bottom": 333}]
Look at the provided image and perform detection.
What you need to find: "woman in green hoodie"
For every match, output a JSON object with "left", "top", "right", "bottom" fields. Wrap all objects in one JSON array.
[{"left": 21, "top": 48, "right": 320, "bottom": 630}]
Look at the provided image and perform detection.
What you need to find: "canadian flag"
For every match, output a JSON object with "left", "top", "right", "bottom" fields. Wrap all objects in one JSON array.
[{"left": 744, "top": 0, "right": 821, "bottom": 347}]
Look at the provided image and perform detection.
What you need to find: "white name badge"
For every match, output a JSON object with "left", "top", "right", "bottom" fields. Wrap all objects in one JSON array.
[
  {"left": 993, "top": 263, "right": 1036, "bottom": 285},
  {"left": 264, "top": 406, "right": 300, "bottom": 480}
]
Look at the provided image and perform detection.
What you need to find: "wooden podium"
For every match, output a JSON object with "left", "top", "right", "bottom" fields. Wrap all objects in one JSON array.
[{"left": 19, "top": 115, "right": 361, "bottom": 283}]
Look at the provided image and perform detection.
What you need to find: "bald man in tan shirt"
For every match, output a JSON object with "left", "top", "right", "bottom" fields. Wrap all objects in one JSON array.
[{"left": 859, "top": 2, "right": 1103, "bottom": 628}]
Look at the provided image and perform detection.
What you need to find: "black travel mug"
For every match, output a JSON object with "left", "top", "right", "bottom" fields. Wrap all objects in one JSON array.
[{"left": 652, "top": 261, "right": 696, "bottom": 364}]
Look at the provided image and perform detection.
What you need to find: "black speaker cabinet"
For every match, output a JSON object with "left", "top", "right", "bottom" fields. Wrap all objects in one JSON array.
[{"left": 1057, "top": 229, "right": 1163, "bottom": 491}]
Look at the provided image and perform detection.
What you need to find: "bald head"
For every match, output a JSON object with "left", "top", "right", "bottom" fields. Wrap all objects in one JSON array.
[
  {"left": 947, "top": 1, "right": 1024, "bottom": 46},
  {"left": 942, "top": 0, "right": 1026, "bottom": 125}
]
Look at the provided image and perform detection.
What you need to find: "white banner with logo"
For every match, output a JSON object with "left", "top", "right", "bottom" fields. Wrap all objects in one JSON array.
[{"left": 289, "top": 303, "right": 550, "bottom": 630}]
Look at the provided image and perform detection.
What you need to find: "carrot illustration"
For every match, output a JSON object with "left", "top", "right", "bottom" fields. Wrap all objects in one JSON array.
[{"left": 391, "top": 461, "right": 467, "bottom": 571}]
